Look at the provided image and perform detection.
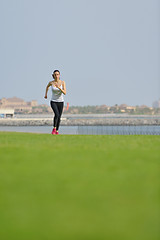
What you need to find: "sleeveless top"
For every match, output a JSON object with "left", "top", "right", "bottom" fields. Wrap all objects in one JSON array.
[{"left": 51, "top": 82, "right": 64, "bottom": 102}]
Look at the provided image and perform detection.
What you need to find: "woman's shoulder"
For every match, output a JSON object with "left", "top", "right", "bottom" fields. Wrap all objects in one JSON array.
[{"left": 49, "top": 80, "right": 54, "bottom": 85}]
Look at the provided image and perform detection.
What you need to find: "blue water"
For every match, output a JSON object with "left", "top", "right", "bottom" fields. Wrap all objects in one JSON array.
[
  {"left": 77, "top": 125, "right": 160, "bottom": 135},
  {"left": 0, "top": 126, "right": 77, "bottom": 134},
  {"left": 0, "top": 125, "right": 160, "bottom": 135}
]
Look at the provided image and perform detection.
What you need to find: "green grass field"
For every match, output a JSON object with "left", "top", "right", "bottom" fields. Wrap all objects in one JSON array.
[{"left": 0, "top": 132, "right": 160, "bottom": 240}]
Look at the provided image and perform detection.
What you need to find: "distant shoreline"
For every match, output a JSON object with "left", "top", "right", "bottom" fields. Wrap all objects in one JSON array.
[{"left": 0, "top": 117, "right": 160, "bottom": 126}]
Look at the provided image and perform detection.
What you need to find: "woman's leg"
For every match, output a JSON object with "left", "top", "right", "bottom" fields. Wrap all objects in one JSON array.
[
  {"left": 50, "top": 101, "right": 60, "bottom": 129},
  {"left": 56, "top": 102, "right": 64, "bottom": 131}
]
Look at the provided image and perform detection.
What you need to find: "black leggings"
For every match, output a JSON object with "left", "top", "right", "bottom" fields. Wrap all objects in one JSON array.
[{"left": 50, "top": 101, "right": 64, "bottom": 131}]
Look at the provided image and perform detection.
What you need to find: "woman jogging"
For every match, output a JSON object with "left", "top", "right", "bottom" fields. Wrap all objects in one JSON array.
[{"left": 44, "top": 70, "right": 66, "bottom": 135}]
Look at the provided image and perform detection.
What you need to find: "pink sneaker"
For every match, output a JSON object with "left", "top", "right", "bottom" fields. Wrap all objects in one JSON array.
[
  {"left": 51, "top": 128, "right": 56, "bottom": 134},
  {"left": 56, "top": 131, "right": 59, "bottom": 135}
]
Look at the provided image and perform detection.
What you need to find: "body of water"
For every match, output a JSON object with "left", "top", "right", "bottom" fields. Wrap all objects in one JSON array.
[
  {"left": 0, "top": 126, "right": 77, "bottom": 134},
  {"left": 0, "top": 125, "right": 160, "bottom": 135}
]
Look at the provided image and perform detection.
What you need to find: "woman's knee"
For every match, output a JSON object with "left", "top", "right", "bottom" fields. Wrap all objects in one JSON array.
[{"left": 55, "top": 113, "right": 60, "bottom": 119}]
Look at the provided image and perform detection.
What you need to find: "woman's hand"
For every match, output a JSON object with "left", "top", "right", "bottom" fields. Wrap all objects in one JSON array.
[
  {"left": 54, "top": 83, "right": 60, "bottom": 88},
  {"left": 54, "top": 81, "right": 66, "bottom": 95},
  {"left": 44, "top": 95, "right": 47, "bottom": 99}
]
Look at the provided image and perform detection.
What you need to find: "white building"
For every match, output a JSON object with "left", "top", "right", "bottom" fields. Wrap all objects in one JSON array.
[{"left": 0, "top": 109, "right": 14, "bottom": 118}]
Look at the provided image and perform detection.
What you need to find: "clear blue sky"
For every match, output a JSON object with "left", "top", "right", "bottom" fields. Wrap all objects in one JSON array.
[{"left": 0, "top": 0, "right": 160, "bottom": 106}]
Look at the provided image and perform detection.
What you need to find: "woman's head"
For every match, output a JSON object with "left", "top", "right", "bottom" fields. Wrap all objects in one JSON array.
[{"left": 52, "top": 70, "right": 60, "bottom": 80}]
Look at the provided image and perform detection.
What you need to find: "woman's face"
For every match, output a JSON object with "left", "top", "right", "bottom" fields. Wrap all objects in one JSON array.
[{"left": 53, "top": 71, "right": 60, "bottom": 80}]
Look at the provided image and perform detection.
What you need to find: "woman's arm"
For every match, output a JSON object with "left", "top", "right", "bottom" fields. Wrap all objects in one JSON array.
[{"left": 44, "top": 82, "right": 52, "bottom": 98}]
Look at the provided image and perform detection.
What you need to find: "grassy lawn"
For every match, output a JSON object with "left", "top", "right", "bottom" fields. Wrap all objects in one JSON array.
[{"left": 0, "top": 132, "right": 160, "bottom": 240}]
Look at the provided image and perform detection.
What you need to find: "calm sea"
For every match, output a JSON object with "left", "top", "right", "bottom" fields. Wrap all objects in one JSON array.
[{"left": 0, "top": 125, "right": 160, "bottom": 135}]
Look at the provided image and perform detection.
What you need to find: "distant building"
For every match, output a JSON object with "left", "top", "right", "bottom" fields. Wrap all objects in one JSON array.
[
  {"left": 152, "top": 99, "right": 160, "bottom": 108},
  {"left": 0, "top": 109, "right": 14, "bottom": 118},
  {"left": 0, "top": 97, "right": 38, "bottom": 112},
  {"left": 139, "top": 105, "right": 149, "bottom": 109},
  {"left": 118, "top": 104, "right": 128, "bottom": 112},
  {"left": 119, "top": 104, "right": 128, "bottom": 109},
  {"left": 126, "top": 106, "right": 136, "bottom": 111}
]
